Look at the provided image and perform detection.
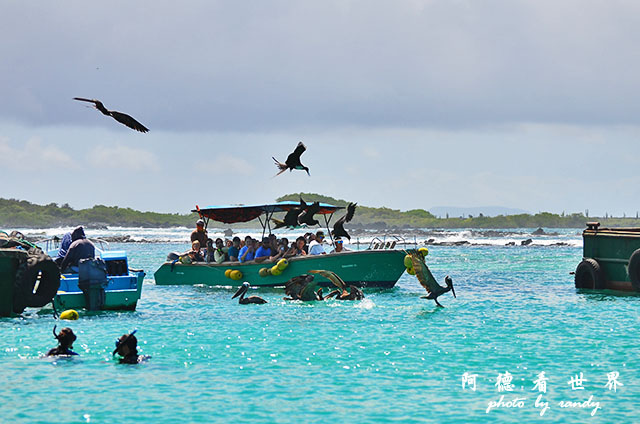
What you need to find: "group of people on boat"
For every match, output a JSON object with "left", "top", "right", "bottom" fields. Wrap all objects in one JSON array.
[
  {"left": 46, "top": 326, "right": 148, "bottom": 364},
  {"left": 184, "top": 220, "right": 349, "bottom": 265}
]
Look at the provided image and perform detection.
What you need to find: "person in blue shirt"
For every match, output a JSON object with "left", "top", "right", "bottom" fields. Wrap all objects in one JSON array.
[
  {"left": 47, "top": 326, "right": 78, "bottom": 357},
  {"left": 55, "top": 231, "right": 73, "bottom": 266},
  {"left": 254, "top": 237, "right": 272, "bottom": 263},
  {"left": 239, "top": 237, "right": 256, "bottom": 263},
  {"left": 227, "top": 237, "right": 241, "bottom": 261}
]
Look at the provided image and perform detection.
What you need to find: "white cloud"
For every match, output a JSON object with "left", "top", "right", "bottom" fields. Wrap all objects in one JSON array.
[
  {"left": 0, "top": 136, "right": 74, "bottom": 169},
  {"left": 195, "top": 154, "right": 254, "bottom": 176},
  {"left": 87, "top": 145, "right": 159, "bottom": 172}
]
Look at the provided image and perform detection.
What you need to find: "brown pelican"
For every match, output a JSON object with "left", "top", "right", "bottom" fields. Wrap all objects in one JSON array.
[
  {"left": 284, "top": 274, "right": 323, "bottom": 301},
  {"left": 73, "top": 97, "right": 149, "bottom": 133},
  {"left": 309, "top": 270, "right": 364, "bottom": 300},
  {"left": 298, "top": 201, "right": 321, "bottom": 227},
  {"left": 232, "top": 282, "right": 267, "bottom": 304},
  {"left": 408, "top": 250, "right": 456, "bottom": 307},
  {"left": 273, "top": 142, "right": 309, "bottom": 177},
  {"left": 331, "top": 202, "right": 357, "bottom": 241}
]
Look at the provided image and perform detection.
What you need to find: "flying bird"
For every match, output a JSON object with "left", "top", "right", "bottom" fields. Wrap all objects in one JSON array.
[
  {"left": 283, "top": 274, "right": 323, "bottom": 301},
  {"left": 73, "top": 97, "right": 149, "bottom": 133},
  {"left": 272, "top": 198, "right": 308, "bottom": 229},
  {"left": 298, "top": 201, "right": 321, "bottom": 227},
  {"left": 331, "top": 202, "right": 357, "bottom": 241},
  {"left": 232, "top": 282, "right": 267, "bottom": 304},
  {"left": 309, "top": 270, "right": 364, "bottom": 300},
  {"left": 408, "top": 250, "right": 456, "bottom": 307},
  {"left": 273, "top": 142, "right": 309, "bottom": 177}
]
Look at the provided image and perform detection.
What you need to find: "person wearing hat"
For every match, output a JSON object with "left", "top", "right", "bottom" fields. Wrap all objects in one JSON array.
[
  {"left": 113, "top": 331, "right": 148, "bottom": 364},
  {"left": 47, "top": 326, "right": 78, "bottom": 357},
  {"left": 191, "top": 219, "right": 208, "bottom": 247},
  {"left": 308, "top": 230, "right": 327, "bottom": 255}
]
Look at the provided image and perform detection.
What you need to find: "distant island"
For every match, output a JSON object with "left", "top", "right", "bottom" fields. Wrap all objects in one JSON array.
[{"left": 1, "top": 195, "right": 638, "bottom": 230}]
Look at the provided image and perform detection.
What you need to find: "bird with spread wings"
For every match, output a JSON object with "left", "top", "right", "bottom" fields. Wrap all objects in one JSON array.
[
  {"left": 309, "top": 269, "right": 364, "bottom": 300},
  {"left": 73, "top": 97, "right": 149, "bottom": 133}
]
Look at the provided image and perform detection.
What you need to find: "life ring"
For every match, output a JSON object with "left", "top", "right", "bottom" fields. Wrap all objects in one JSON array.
[
  {"left": 574, "top": 258, "right": 605, "bottom": 290},
  {"left": 628, "top": 249, "right": 640, "bottom": 292},
  {"left": 13, "top": 248, "right": 61, "bottom": 314}
]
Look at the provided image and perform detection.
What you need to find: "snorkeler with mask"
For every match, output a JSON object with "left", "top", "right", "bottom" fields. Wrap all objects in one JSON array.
[
  {"left": 47, "top": 326, "right": 78, "bottom": 357},
  {"left": 113, "top": 330, "right": 149, "bottom": 364}
]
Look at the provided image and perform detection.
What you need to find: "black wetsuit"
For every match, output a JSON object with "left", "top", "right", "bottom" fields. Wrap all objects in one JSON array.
[{"left": 47, "top": 347, "right": 78, "bottom": 356}]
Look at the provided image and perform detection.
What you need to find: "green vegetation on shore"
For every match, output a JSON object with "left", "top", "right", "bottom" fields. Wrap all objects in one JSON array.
[{"left": 1, "top": 195, "right": 639, "bottom": 229}]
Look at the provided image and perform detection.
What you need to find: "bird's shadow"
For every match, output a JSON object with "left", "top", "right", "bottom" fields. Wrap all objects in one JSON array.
[{"left": 415, "top": 305, "right": 446, "bottom": 319}]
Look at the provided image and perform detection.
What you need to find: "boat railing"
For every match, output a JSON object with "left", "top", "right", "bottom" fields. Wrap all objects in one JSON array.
[
  {"left": 362, "top": 235, "right": 417, "bottom": 250},
  {"left": 36, "top": 237, "right": 111, "bottom": 256}
]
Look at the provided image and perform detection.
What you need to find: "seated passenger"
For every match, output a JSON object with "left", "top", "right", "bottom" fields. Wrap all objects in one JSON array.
[
  {"left": 227, "top": 237, "right": 241, "bottom": 261},
  {"left": 188, "top": 240, "right": 204, "bottom": 262},
  {"left": 330, "top": 238, "right": 350, "bottom": 253},
  {"left": 59, "top": 226, "right": 95, "bottom": 273},
  {"left": 239, "top": 237, "right": 256, "bottom": 263},
  {"left": 47, "top": 326, "right": 78, "bottom": 357},
  {"left": 205, "top": 239, "right": 215, "bottom": 263},
  {"left": 213, "top": 238, "right": 227, "bottom": 264},
  {"left": 286, "top": 236, "right": 308, "bottom": 257},
  {"left": 254, "top": 237, "right": 272, "bottom": 263},
  {"left": 308, "top": 230, "right": 326, "bottom": 255}
]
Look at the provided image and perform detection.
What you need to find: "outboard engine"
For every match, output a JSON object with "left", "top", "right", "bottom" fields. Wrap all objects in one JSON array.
[{"left": 78, "top": 258, "right": 108, "bottom": 311}]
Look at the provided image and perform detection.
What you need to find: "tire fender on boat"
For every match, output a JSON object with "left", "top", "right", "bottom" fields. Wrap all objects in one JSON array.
[
  {"left": 628, "top": 249, "right": 640, "bottom": 292},
  {"left": 574, "top": 258, "right": 605, "bottom": 290},
  {"left": 13, "top": 248, "right": 61, "bottom": 314}
]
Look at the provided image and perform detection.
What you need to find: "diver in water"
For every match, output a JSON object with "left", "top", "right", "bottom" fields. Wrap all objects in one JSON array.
[
  {"left": 47, "top": 326, "right": 78, "bottom": 357},
  {"left": 113, "top": 330, "right": 149, "bottom": 364}
]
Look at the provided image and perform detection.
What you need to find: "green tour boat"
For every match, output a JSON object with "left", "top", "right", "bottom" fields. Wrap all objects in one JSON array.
[
  {"left": 154, "top": 202, "right": 408, "bottom": 288},
  {"left": 575, "top": 222, "right": 640, "bottom": 292}
]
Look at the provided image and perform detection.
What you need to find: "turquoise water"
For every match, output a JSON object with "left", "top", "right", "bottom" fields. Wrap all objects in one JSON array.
[{"left": 2, "top": 240, "right": 638, "bottom": 423}]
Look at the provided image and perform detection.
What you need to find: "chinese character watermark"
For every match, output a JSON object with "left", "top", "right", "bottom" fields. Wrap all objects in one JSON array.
[
  {"left": 462, "top": 372, "right": 478, "bottom": 391},
  {"left": 495, "top": 371, "right": 514, "bottom": 392},
  {"left": 568, "top": 372, "right": 587, "bottom": 390},
  {"left": 604, "top": 371, "right": 623, "bottom": 392},
  {"left": 532, "top": 371, "right": 548, "bottom": 393}
]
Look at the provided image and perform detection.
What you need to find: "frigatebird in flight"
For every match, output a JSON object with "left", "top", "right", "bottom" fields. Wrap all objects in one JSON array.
[
  {"left": 73, "top": 97, "right": 149, "bottom": 133},
  {"left": 332, "top": 202, "right": 357, "bottom": 241},
  {"left": 273, "top": 142, "right": 309, "bottom": 177}
]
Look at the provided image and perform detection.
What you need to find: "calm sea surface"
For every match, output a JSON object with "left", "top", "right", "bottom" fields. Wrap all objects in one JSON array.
[{"left": 1, "top": 229, "right": 638, "bottom": 423}]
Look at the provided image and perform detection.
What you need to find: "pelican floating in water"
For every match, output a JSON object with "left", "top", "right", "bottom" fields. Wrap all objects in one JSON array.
[
  {"left": 309, "top": 269, "right": 364, "bottom": 300},
  {"left": 232, "top": 282, "right": 267, "bottom": 304},
  {"left": 408, "top": 250, "right": 456, "bottom": 307},
  {"left": 73, "top": 97, "right": 149, "bottom": 133},
  {"left": 284, "top": 274, "right": 323, "bottom": 301}
]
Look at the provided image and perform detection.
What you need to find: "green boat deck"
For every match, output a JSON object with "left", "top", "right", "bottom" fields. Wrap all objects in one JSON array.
[{"left": 154, "top": 249, "right": 406, "bottom": 288}]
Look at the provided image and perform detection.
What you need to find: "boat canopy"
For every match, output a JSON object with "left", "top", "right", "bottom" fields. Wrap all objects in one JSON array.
[{"left": 193, "top": 201, "right": 344, "bottom": 224}]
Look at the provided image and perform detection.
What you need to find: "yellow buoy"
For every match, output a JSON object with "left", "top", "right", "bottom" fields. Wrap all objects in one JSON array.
[
  {"left": 224, "top": 269, "right": 233, "bottom": 278},
  {"left": 259, "top": 268, "right": 269, "bottom": 277},
  {"left": 406, "top": 267, "right": 415, "bottom": 275},
  {"left": 59, "top": 309, "right": 79, "bottom": 320},
  {"left": 230, "top": 270, "right": 243, "bottom": 280},
  {"left": 277, "top": 258, "right": 289, "bottom": 271},
  {"left": 403, "top": 254, "right": 413, "bottom": 268},
  {"left": 419, "top": 247, "right": 429, "bottom": 257},
  {"left": 270, "top": 265, "right": 282, "bottom": 276}
]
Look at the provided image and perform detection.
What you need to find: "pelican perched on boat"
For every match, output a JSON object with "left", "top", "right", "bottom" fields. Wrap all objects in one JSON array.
[
  {"left": 284, "top": 274, "right": 323, "bottom": 301},
  {"left": 408, "top": 250, "right": 456, "bottom": 307},
  {"left": 309, "top": 270, "right": 364, "bottom": 300},
  {"left": 232, "top": 282, "right": 267, "bottom": 304}
]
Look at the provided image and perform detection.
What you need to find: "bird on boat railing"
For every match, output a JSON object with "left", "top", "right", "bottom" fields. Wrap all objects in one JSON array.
[
  {"left": 283, "top": 274, "right": 323, "bottom": 301},
  {"left": 331, "top": 202, "right": 357, "bottom": 241},
  {"left": 232, "top": 282, "right": 267, "bottom": 304},
  {"left": 298, "top": 201, "right": 321, "bottom": 227},
  {"left": 273, "top": 142, "right": 309, "bottom": 177},
  {"left": 73, "top": 97, "right": 149, "bottom": 133},
  {"left": 408, "top": 250, "right": 456, "bottom": 307},
  {"left": 309, "top": 270, "right": 364, "bottom": 300}
]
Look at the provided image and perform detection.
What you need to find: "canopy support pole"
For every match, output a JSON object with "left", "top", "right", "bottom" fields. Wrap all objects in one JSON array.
[
  {"left": 323, "top": 212, "right": 336, "bottom": 247},
  {"left": 258, "top": 215, "right": 266, "bottom": 239}
]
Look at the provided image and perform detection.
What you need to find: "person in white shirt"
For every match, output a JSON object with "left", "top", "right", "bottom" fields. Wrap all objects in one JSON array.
[{"left": 308, "top": 230, "right": 326, "bottom": 255}]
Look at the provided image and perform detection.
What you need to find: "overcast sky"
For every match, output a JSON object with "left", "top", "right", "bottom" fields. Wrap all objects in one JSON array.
[{"left": 1, "top": 1, "right": 639, "bottom": 216}]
